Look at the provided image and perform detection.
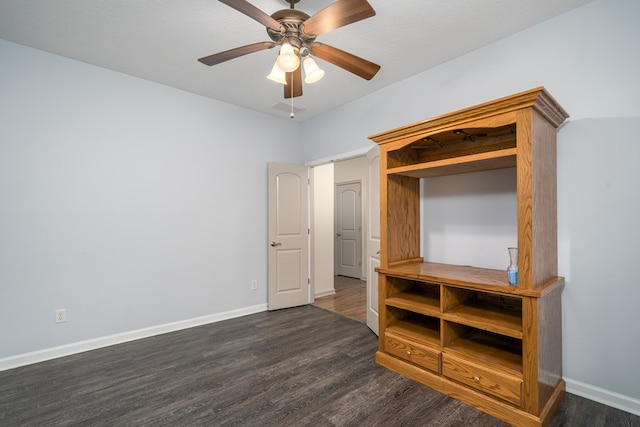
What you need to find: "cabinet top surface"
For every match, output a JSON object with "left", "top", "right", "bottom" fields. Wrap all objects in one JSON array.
[
  {"left": 377, "top": 262, "right": 564, "bottom": 298},
  {"left": 368, "top": 87, "right": 569, "bottom": 146}
]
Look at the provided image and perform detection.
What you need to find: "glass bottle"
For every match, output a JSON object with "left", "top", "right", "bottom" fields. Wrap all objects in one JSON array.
[{"left": 507, "top": 247, "right": 518, "bottom": 285}]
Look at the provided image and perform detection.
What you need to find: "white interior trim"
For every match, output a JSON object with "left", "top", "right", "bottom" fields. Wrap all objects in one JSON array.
[
  {"left": 0, "top": 304, "right": 267, "bottom": 372},
  {"left": 304, "top": 146, "right": 371, "bottom": 167},
  {"left": 314, "top": 289, "right": 336, "bottom": 298},
  {"left": 565, "top": 377, "right": 640, "bottom": 416}
]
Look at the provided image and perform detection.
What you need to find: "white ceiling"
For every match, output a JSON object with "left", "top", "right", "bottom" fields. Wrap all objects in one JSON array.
[{"left": 0, "top": 0, "right": 592, "bottom": 120}]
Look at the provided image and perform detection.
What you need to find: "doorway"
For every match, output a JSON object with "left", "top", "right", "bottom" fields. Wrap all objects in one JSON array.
[{"left": 307, "top": 148, "right": 379, "bottom": 333}]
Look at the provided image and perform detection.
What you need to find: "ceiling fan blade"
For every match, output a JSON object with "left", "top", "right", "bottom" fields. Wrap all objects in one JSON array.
[
  {"left": 198, "top": 41, "right": 275, "bottom": 66},
  {"left": 284, "top": 67, "right": 303, "bottom": 99},
  {"left": 310, "top": 42, "right": 380, "bottom": 80},
  {"left": 218, "top": 0, "right": 282, "bottom": 32},
  {"left": 303, "top": 0, "right": 375, "bottom": 37}
]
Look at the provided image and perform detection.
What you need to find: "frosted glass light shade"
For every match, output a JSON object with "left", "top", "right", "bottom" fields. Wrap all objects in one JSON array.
[
  {"left": 276, "top": 42, "right": 300, "bottom": 72},
  {"left": 267, "top": 61, "right": 287, "bottom": 84},
  {"left": 303, "top": 57, "right": 325, "bottom": 84}
]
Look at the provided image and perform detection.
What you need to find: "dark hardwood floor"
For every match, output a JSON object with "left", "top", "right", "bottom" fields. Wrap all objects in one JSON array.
[{"left": 1, "top": 306, "right": 638, "bottom": 426}]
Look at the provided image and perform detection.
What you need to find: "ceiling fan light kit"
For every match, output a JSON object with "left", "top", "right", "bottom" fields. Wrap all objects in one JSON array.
[
  {"left": 199, "top": 0, "right": 381, "bottom": 101},
  {"left": 303, "top": 57, "right": 324, "bottom": 84},
  {"left": 266, "top": 61, "right": 287, "bottom": 84},
  {"left": 275, "top": 42, "right": 300, "bottom": 72}
]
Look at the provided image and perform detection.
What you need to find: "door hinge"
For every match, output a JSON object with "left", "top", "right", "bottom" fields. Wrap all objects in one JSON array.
[{"left": 308, "top": 228, "right": 310, "bottom": 235}]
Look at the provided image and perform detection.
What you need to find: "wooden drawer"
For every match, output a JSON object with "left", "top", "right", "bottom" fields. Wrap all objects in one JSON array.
[
  {"left": 442, "top": 353, "right": 522, "bottom": 406},
  {"left": 384, "top": 333, "right": 440, "bottom": 373}
]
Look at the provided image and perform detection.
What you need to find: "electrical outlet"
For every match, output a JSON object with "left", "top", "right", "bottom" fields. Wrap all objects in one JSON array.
[
  {"left": 55, "top": 308, "right": 66, "bottom": 323},
  {"left": 250, "top": 280, "right": 258, "bottom": 290}
]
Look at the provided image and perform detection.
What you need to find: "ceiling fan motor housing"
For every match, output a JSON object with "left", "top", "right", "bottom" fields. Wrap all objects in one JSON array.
[{"left": 267, "top": 9, "right": 316, "bottom": 54}]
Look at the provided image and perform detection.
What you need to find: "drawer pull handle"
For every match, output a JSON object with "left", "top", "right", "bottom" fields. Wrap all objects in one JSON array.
[
  {"left": 473, "top": 376, "right": 480, "bottom": 383},
  {"left": 406, "top": 351, "right": 411, "bottom": 356}
]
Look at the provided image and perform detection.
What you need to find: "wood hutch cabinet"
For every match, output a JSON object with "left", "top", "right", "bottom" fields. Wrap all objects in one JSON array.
[{"left": 368, "top": 88, "right": 569, "bottom": 426}]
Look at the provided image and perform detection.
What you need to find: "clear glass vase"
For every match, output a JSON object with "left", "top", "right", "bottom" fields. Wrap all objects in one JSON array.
[{"left": 507, "top": 247, "right": 518, "bottom": 286}]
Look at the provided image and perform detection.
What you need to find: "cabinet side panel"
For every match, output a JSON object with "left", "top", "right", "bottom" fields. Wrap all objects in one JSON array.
[
  {"left": 531, "top": 110, "right": 559, "bottom": 285},
  {"left": 378, "top": 274, "right": 389, "bottom": 351},
  {"left": 516, "top": 110, "right": 534, "bottom": 290},
  {"left": 387, "top": 175, "right": 420, "bottom": 263},
  {"left": 537, "top": 284, "right": 564, "bottom": 411},
  {"left": 522, "top": 296, "right": 540, "bottom": 414}
]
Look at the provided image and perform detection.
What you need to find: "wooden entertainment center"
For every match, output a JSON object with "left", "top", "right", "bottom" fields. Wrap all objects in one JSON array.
[{"left": 368, "top": 88, "right": 568, "bottom": 426}]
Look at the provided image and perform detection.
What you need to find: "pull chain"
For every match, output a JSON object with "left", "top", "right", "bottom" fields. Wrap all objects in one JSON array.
[{"left": 290, "top": 74, "right": 295, "bottom": 119}]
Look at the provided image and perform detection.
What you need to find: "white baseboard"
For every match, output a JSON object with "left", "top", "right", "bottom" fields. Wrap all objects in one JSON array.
[
  {"left": 314, "top": 289, "right": 336, "bottom": 298},
  {"left": 0, "top": 304, "right": 268, "bottom": 372},
  {"left": 565, "top": 377, "right": 640, "bottom": 416}
]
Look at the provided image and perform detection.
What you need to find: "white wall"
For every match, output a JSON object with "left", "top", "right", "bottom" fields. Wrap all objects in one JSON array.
[
  {"left": 301, "top": 0, "right": 640, "bottom": 413},
  {"left": 0, "top": 39, "right": 301, "bottom": 361},
  {"left": 423, "top": 168, "right": 517, "bottom": 270},
  {"left": 311, "top": 163, "right": 334, "bottom": 297}
]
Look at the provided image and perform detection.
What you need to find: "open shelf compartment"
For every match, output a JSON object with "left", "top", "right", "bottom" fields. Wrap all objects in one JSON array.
[
  {"left": 385, "top": 307, "right": 440, "bottom": 348},
  {"left": 385, "top": 276, "right": 441, "bottom": 317},
  {"left": 443, "top": 321, "right": 522, "bottom": 376},
  {"left": 386, "top": 124, "right": 517, "bottom": 174},
  {"left": 442, "top": 287, "right": 523, "bottom": 339}
]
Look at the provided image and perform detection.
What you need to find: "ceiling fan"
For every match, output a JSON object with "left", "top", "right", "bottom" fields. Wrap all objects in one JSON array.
[{"left": 198, "top": 0, "right": 381, "bottom": 100}]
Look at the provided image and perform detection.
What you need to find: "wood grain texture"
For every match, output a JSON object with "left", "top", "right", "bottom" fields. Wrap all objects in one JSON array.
[
  {"left": 368, "top": 87, "right": 568, "bottom": 146},
  {"left": 536, "top": 283, "right": 564, "bottom": 413},
  {"left": 441, "top": 353, "right": 523, "bottom": 406},
  {"left": 516, "top": 108, "right": 535, "bottom": 290},
  {"left": 377, "top": 261, "right": 564, "bottom": 298},
  {"left": 531, "top": 108, "right": 559, "bottom": 285},
  {"left": 0, "top": 306, "right": 636, "bottom": 426},
  {"left": 386, "top": 174, "right": 420, "bottom": 264}
]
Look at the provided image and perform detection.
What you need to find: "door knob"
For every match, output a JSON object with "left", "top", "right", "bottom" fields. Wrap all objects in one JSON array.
[{"left": 270, "top": 241, "right": 282, "bottom": 247}]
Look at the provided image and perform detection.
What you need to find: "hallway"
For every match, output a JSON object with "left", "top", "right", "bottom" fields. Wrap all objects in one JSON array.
[{"left": 312, "top": 275, "right": 366, "bottom": 323}]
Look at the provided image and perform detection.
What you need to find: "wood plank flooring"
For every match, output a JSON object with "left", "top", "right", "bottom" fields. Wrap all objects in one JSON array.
[
  {"left": 1, "top": 305, "right": 638, "bottom": 426},
  {"left": 312, "top": 275, "right": 366, "bottom": 323}
]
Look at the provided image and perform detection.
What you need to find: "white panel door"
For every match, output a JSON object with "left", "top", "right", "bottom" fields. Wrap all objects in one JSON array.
[
  {"left": 366, "top": 146, "right": 380, "bottom": 335},
  {"left": 335, "top": 182, "right": 362, "bottom": 279},
  {"left": 268, "top": 163, "right": 310, "bottom": 310}
]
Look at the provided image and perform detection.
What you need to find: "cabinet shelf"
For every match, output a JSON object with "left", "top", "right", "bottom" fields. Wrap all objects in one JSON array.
[
  {"left": 387, "top": 148, "right": 516, "bottom": 179},
  {"left": 387, "top": 287, "right": 440, "bottom": 317},
  {"left": 378, "top": 262, "right": 562, "bottom": 297},
  {"left": 443, "top": 289, "right": 523, "bottom": 339},
  {"left": 386, "top": 294, "right": 440, "bottom": 317},
  {"left": 443, "top": 304, "right": 522, "bottom": 339}
]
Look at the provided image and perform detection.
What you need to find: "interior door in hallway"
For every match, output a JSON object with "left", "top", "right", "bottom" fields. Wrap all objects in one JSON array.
[
  {"left": 335, "top": 182, "right": 362, "bottom": 279},
  {"left": 268, "top": 163, "right": 310, "bottom": 310}
]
